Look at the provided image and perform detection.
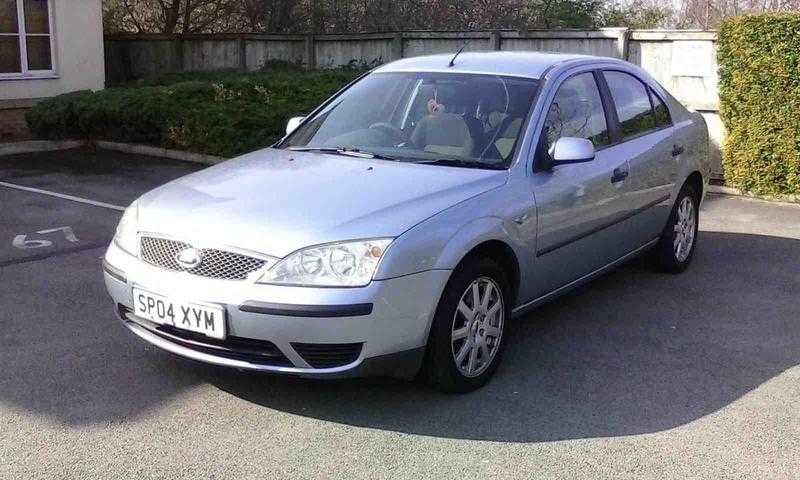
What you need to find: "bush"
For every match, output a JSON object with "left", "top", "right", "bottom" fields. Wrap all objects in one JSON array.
[
  {"left": 718, "top": 13, "right": 800, "bottom": 195},
  {"left": 26, "top": 70, "right": 359, "bottom": 158}
]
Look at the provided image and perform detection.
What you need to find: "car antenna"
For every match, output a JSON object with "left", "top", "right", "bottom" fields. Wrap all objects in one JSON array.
[{"left": 449, "top": 41, "right": 470, "bottom": 67}]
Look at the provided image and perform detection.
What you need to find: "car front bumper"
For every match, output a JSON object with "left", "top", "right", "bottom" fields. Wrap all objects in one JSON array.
[{"left": 103, "top": 241, "right": 450, "bottom": 379}]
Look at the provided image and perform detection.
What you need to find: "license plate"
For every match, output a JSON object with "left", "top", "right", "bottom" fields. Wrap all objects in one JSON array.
[{"left": 132, "top": 288, "right": 226, "bottom": 339}]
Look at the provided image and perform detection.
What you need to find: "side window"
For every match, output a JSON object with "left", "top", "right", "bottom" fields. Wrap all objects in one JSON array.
[
  {"left": 603, "top": 71, "right": 658, "bottom": 139},
  {"left": 650, "top": 87, "right": 671, "bottom": 128},
  {"left": 542, "top": 72, "right": 610, "bottom": 153}
]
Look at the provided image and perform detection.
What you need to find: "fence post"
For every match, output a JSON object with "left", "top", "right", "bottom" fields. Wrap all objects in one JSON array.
[
  {"left": 238, "top": 34, "right": 247, "bottom": 72},
  {"left": 392, "top": 32, "right": 404, "bottom": 60},
  {"left": 120, "top": 39, "right": 134, "bottom": 83},
  {"left": 490, "top": 30, "right": 501, "bottom": 51},
  {"left": 616, "top": 28, "right": 630, "bottom": 60},
  {"left": 175, "top": 35, "right": 185, "bottom": 73},
  {"left": 304, "top": 34, "right": 316, "bottom": 70}
]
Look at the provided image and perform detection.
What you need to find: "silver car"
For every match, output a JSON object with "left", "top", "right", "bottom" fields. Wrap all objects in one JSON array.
[{"left": 103, "top": 52, "right": 708, "bottom": 392}]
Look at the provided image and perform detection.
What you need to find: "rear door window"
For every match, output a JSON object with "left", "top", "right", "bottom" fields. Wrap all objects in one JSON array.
[
  {"left": 603, "top": 71, "right": 659, "bottom": 140},
  {"left": 649, "top": 88, "right": 672, "bottom": 129}
]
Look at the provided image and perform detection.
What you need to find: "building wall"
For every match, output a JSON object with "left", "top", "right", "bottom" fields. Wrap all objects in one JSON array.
[
  {"left": 1, "top": 0, "right": 105, "bottom": 101},
  {"left": 0, "top": 101, "right": 32, "bottom": 141}
]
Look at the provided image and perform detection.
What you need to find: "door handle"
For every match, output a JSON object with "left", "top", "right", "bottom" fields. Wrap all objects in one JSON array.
[
  {"left": 672, "top": 145, "right": 685, "bottom": 157},
  {"left": 611, "top": 167, "right": 629, "bottom": 183}
]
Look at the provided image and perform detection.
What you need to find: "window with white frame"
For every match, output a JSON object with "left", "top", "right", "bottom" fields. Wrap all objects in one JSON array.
[{"left": 0, "top": 0, "right": 55, "bottom": 78}]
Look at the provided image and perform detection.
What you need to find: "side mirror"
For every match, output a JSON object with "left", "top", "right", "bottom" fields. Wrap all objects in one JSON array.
[
  {"left": 549, "top": 137, "right": 595, "bottom": 167},
  {"left": 285, "top": 116, "right": 306, "bottom": 136}
]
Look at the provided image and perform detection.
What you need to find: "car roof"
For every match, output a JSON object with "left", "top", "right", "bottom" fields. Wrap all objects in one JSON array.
[{"left": 374, "top": 51, "right": 622, "bottom": 79}]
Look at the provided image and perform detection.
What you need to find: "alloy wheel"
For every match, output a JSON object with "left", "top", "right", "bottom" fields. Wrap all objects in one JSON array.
[
  {"left": 673, "top": 196, "right": 696, "bottom": 262},
  {"left": 450, "top": 276, "right": 504, "bottom": 378}
]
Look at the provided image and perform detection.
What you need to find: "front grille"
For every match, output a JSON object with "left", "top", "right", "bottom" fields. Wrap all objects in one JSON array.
[
  {"left": 292, "top": 342, "right": 363, "bottom": 368},
  {"left": 140, "top": 236, "right": 266, "bottom": 281},
  {"left": 120, "top": 306, "right": 293, "bottom": 367}
]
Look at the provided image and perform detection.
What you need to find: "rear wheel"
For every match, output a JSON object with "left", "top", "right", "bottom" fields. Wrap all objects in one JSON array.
[
  {"left": 422, "top": 257, "right": 509, "bottom": 393},
  {"left": 653, "top": 183, "right": 699, "bottom": 273}
]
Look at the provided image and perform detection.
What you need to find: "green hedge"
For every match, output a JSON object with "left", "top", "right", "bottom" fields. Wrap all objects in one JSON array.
[
  {"left": 26, "top": 70, "right": 358, "bottom": 158},
  {"left": 718, "top": 13, "right": 800, "bottom": 195}
]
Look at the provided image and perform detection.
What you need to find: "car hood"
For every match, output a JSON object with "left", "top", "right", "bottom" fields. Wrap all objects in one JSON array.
[{"left": 136, "top": 148, "right": 507, "bottom": 258}]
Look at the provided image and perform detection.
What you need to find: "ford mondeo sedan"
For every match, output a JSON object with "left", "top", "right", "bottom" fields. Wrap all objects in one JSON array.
[{"left": 103, "top": 52, "right": 708, "bottom": 392}]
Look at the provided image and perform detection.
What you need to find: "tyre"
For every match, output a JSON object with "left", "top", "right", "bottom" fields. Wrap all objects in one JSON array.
[
  {"left": 653, "top": 183, "right": 699, "bottom": 273},
  {"left": 422, "top": 256, "right": 509, "bottom": 393}
]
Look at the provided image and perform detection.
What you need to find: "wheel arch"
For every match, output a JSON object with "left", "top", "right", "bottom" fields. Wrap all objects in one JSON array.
[
  {"left": 453, "top": 239, "right": 521, "bottom": 309},
  {"left": 685, "top": 170, "right": 704, "bottom": 201}
]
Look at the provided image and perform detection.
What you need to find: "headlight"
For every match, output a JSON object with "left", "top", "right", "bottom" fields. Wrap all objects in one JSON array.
[
  {"left": 258, "top": 238, "right": 393, "bottom": 287},
  {"left": 113, "top": 202, "right": 139, "bottom": 255}
]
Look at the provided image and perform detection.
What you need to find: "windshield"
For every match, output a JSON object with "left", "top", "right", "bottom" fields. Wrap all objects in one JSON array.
[{"left": 280, "top": 72, "right": 540, "bottom": 169}]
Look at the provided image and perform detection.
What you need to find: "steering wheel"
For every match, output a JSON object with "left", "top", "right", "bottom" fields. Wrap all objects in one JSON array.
[{"left": 369, "top": 122, "right": 406, "bottom": 145}]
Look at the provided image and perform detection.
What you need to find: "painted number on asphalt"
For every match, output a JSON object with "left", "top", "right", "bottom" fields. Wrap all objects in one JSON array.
[{"left": 12, "top": 226, "right": 80, "bottom": 249}]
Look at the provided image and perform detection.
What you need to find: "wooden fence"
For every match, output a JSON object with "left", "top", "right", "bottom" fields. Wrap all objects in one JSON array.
[{"left": 105, "top": 29, "right": 724, "bottom": 177}]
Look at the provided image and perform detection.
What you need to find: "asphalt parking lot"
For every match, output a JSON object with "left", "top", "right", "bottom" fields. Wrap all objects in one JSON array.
[{"left": 1, "top": 148, "right": 799, "bottom": 479}]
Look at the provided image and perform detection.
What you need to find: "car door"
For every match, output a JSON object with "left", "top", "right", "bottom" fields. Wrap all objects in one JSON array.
[
  {"left": 601, "top": 70, "right": 678, "bottom": 251},
  {"left": 526, "top": 70, "right": 633, "bottom": 299}
]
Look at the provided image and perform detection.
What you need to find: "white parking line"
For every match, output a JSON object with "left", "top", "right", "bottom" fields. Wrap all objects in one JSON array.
[{"left": 0, "top": 181, "right": 126, "bottom": 211}]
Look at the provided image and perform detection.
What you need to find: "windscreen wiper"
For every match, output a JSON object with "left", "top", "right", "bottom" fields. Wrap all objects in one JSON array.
[
  {"left": 413, "top": 158, "right": 506, "bottom": 170},
  {"left": 288, "top": 146, "right": 399, "bottom": 161}
]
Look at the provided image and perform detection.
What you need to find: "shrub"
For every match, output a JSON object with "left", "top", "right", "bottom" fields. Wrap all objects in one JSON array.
[
  {"left": 26, "top": 70, "right": 358, "bottom": 158},
  {"left": 718, "top": 13, "right": 800, "bottom": 195}
]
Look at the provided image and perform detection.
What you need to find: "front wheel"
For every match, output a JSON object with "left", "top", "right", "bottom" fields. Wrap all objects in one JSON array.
[
  {"left": 653, "top": 184, "right": 699, "bottom": 273},
  {"left": 422, "top": 257, "right": 509, "bottom": 393}
]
